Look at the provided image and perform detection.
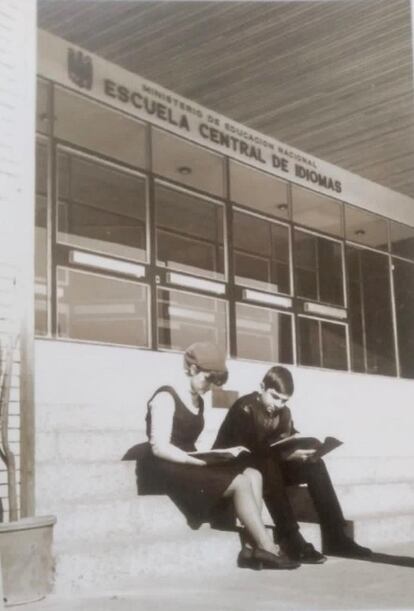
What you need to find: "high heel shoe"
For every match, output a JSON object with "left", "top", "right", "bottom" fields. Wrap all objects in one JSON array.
[{"left": 237, "top": 547, "right": 300, "bottom": 570}]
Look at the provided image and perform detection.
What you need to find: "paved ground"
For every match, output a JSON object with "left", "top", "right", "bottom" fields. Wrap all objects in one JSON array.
[{"left": 26, "top": 543, "right": 414, "bottom": 611}]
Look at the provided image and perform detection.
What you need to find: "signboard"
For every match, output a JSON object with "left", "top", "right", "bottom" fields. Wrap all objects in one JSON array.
[{"left": 38, "top": 29, "right": 414, "bottom": 225}]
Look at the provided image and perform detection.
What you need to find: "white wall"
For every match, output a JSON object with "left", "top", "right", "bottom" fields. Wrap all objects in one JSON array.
[
  {"left": 35, "top": 340, "right": 414, "bottom": 465},
  {"left": 0, "top": 0, "right": 36, "bottom": 520}
]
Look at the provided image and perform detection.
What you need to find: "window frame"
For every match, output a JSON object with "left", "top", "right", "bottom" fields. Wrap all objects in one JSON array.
[
  {"left": 55, "top": 143, "right": 151, "bottom": 265},
  {"left": 232, "top": 205, "right": 292, "bottom": 298},
  {"left": 345, "top": 242, "right": 399, "bottom": 377},
  {"left": 235, "top": 300, "right": 295, "bottom": 365},
  {"left": 34, "top": 77, "right": 414, "bottom": 378},
  {"left": 55, "top": 264, "right": 152, "bottom": 350},
  {"left": 297, "top": 313, "right": 350, "bottom": 371},
  {"left": 293, "top": 226, "right": 347, "bottom": 310},
  {"left": 153, "top": 177, "right": 228, "bottom": 284},
  {"left": 155, "top": 284, "right": 230, "bottom": 356}
]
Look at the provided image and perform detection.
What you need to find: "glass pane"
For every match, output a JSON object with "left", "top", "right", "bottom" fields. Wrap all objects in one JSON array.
[
  {"left": 35, "top": 140, "right": 48, "bottom": 335},
  {"left": 294, "top": 230, "right": 343, "bottom": 306},
  {"left": 155, "top": 184, "right": 224, "bottom": 280},
  {"left": 318, "top": 238, "right": 344, "bottom": 305},
  {"left": 57, "top": 151, "right": 147, "bottom": 261},
  {"left": 36, "top": 79, "right": 50, "bottom": 135},
  {"left": 298, "top": 317, "right": 320, "bottom": 367},
  {"left": 347, "top": 246, "right": 396, "bottom": 376},
  {"left": 347, "top": 248, "right": 365, "bottom": 373},
  {"left": 157, "top": 287, "right": 227, "bottom": 352},
  {"left": 393, "top": 258, "right": 414, "bottom": 379},
  {"left": 321, "top": 321, "right": 347, "bottom": 370},
  {"left": 390, "top": 221, "right": 414, "bottom": 261},
  {"left": 35, "top": 139, "right": 48, "bottom": 196},
  {"left": 234, "top": 211, "right": 290, "bottom": 294},
  {"left": 298, "top": 317, "right": 347, "bottom": 370},
  {"left": 152, "top": 128, "right": 225, "bottom": 197},
  {"left": 230, "top": 161, "right": 289, "bottom": 219},
  {"left": 57, "top": 267, "right": 149, "bottom": 346},
  {"left": 236, "top": 303, "right": 293, "bottom": 363},
  {"left": 345, "top": 206, "right": 388, "bottom": 250},
  {"left": 55, "top": 87, "right": 147, "bottom": 168},
  {"left": 292, "top": 185, "right": 343, "bottom": 237}
]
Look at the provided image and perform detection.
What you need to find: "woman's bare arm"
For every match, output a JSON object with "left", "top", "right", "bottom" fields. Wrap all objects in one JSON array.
[{"left": 149, "top": 393, "right": 206, "bottom": 465}]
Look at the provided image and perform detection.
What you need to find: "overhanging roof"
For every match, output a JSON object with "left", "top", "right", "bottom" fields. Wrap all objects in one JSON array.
[{"left": 37, "top": 0, "right": 414, "bottom": 199}]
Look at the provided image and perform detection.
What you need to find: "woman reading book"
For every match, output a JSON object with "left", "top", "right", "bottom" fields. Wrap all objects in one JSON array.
[
  {"left": 145, "top": 342, "right": 298, "bottom": 570},
  {"left": 214, "top": 365, "right": 372, "bottom": 564}
]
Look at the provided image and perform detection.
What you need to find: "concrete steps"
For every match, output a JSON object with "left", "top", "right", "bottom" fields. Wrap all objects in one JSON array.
[
  {"left": 53, "top": 528, "right": 242, "bottom": 593},
  {"left": 34, "top": 456, "right": 414, "bottom": 594},
  {"left": 50, "top": 508, "right": 414, "bottom": 594},
  {"left": 34, "top": 422, "right": 414, "bottom": 593},
  {"left": 325, "top": 455, "right": 414, "bottom": 485},
  {"left": 352, "top": 511, "right": 414, "bottom": 547},
  {"left": 45, "top": 495, "right": 191, "bottom": 544},
  {"left": 37, "top": 459, "right": 414, "bottom": 518},
  {"left": 42, "top": 478, "right": 414, "bottom": 548}
]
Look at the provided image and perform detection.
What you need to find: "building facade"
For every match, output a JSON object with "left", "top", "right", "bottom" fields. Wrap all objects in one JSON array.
[{"left": 2, "top": 15, "right": 414, "bottom": 587}]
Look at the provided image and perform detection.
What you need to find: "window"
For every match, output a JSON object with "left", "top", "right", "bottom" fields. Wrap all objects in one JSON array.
[
  {"left": 229, "top": 161, "right": 289, "bottom": 219},
  {"left": 294, "top": 230, "right": 344, "bottom": 306},
  {"left": 390, "top": 221, "right": 414, "bottom": 261},
  {"left": 347, "top": 246, "right": 396, "bottom": 376},
  {"left": 233, "top": 210, "right": 290, "bottom": 294},
  {"left": 155, "top": 183, "right": 225, "bottom": 280},
  {"left": 393, "top": 258, "right": 414, "bottom": 379},
  {"left": 152, "top": 128, "right": 225, "bottom": 197},
  {"left": 236, "top": 303, "right": 293, "bottom": 363},
  {"left": 292, "top": 185, "right": 343, "bottom": 237},
  {"left": 57, "top": 149, "right": 147, "bottom": 261},
  {"left": 35, "top": 81, "right": 414, "bottom": 376},
  {"left": 298, "top": 317, "right": 347, "bottom": 370},
  {"left": 36, "top": 79, "right": 50, "bottom": 135},
  {"left": 35, "top": 140, "right": 48, "bottom": 335},
  {"left": 55, "top": 87, "right": 147, "bottom": 168},
  {"left": 345, "top": 206, "right": 388, "bottom": 250},
  {"left": 157, "top": 288, "right": 227, "bottom": 352},
  {"left": 57, "top": 267, "right": 150, "bottom": 347}
]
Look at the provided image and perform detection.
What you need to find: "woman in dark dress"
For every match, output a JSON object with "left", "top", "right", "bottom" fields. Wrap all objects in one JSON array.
[{"left": 146, "top": 342, "right": 298, "bottom": 570}]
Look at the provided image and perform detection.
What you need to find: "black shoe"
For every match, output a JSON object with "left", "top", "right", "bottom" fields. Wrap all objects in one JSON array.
[
  {"left": 281, "top": 535, "right": 326, "bottom": 564},
  {"left": 324, "top": 536, "right": 372, "bottom": 559},
  {"left": 237, "top": 547, "right": 300, "bottom": 570},
  {"left": 289, "top": 542, "right": 327, "bottom": 564},
  {"left": 237, "top": 547, "right": 255, "bottom": 569}
]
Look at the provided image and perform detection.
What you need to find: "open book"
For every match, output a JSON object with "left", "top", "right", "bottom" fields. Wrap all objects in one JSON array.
[
  {"left": 270, "top": 435, "right": 343, "bottom": 461},
  {"left": 188, "top": 446, "right": 251, "bottom": 465}
]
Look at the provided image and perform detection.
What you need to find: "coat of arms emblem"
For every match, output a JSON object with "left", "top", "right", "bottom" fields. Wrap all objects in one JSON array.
[{"left": 67, "top": 48, "right": 93, "bottom": 90}]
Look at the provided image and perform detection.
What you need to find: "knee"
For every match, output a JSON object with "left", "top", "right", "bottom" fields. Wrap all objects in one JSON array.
[
  {"left": 244, "top": 467, "right": 263, "bottom": 487},
  {"left": 233, "top": 472, "right": 253, "bottom": 493}
]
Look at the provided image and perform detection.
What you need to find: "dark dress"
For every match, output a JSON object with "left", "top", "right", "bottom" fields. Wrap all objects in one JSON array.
[{"left": 144, "top": 385, "right": 248, "bottom": 527}]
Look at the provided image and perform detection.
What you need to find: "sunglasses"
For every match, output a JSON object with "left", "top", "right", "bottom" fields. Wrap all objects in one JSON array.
[{"left": 202, "top": 370, "right": 228, "bottom": 387}]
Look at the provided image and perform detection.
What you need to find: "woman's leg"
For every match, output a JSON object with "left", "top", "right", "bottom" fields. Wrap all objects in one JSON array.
[
  {"left": 223, "top": 472, "right": 277, "bottom": 554},
  {"left": 239, "top": 468, "right": 265, "bottom": 551},
  {"left": 243, "top": 467, "right": 263, "bottom": 514}
]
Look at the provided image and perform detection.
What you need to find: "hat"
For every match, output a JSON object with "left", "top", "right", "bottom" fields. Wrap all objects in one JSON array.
[{"left": 184, "top": 342, "right": 227, "bottom": 373}]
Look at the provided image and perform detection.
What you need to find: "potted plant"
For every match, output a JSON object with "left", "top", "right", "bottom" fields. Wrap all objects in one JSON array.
[{"left": 0, "top": 335, "right": 56, "bottom": 606}]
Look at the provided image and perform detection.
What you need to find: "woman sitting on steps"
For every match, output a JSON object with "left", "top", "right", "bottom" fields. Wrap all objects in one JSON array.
[{"left": 145, "top": 341, "right": 299, "bottom": 571}]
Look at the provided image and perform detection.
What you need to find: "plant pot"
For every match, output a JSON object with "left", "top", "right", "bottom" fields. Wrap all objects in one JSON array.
[{"left": 0, "top": 515, "right": 56, "bottom": 606}]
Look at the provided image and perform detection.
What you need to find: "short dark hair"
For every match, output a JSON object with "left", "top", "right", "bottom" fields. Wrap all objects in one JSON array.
[{"left": 262, "top": 366, "right": 294, "bottom": 396}]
